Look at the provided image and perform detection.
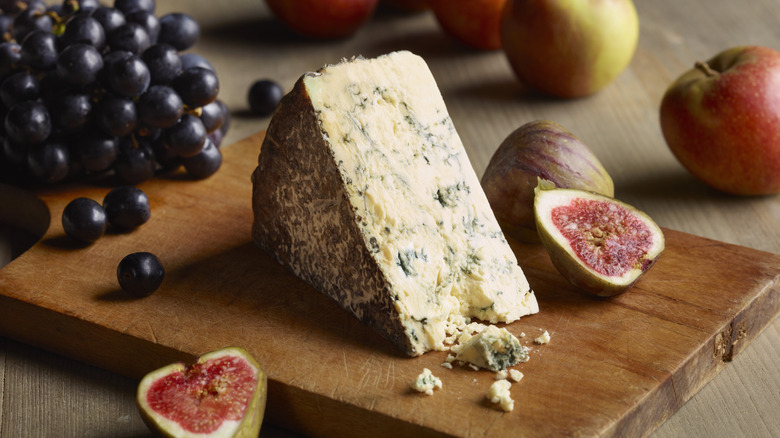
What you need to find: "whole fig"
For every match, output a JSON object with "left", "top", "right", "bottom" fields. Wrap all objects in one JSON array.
[{"left": 481, "top": 120, "right": 614, "bottom": 242}]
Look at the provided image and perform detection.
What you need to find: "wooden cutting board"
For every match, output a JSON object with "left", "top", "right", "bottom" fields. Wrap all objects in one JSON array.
[{"left": 1, "top": 132, "right": 778, "bottom": 438}]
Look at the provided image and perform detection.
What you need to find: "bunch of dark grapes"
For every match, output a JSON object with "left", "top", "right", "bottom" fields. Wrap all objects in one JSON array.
[{"left": 0, "top": 0, "right": 229, "bottom": 186}]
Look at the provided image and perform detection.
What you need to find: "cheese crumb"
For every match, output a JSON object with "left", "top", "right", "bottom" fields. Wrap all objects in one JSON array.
[
  {"left": 441, "top": 362, "right": 453, "bottom": 369},
  {"left": 509, "top": 369, "right": 524, "bottom": 382},
  {"left": 534, "top": 330, "right": 551, "bottom": 344},
  {"left": 487, "top": 380, "right": 514, "bottom": 412},
  {"left": 495, "top": 370, "right": 509, "bottom": 380},
  {"left": 412, "top": 368, "right": 442, "bottom": 395}
]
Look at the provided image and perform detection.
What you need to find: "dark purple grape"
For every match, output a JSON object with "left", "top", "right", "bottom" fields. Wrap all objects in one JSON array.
[
  {"left": 50, "top": 91, "right": 92, "bottom": 133},
  {"left": 173, "top": 67, "right": 218, "bottom": 108},
  {"left": 107, "top": 21, "right": 151, "bottom": 54},
  {"left": 114, "top": 0, "right": 155, "bottom": 15},
  {"left": 157, "top": 12, "right": 199, "bottom": 51},
  {"left": 26, "top": 140, "right": 70, "bottom": 183},
  {"left": 59, "top": 15, "right": 106, "bottom": 50},
  {"left": 20, "top": 30, "right": 58, "bottom": 71},
  {"left": 1, "top": 71, "right": 40, "bottom": 108},
  {"left": 60, "top": 0, "right": 100, "bottom": 14},
  {"left": 179, "top": 52, "right": 213, "bottom": 72},
  {"left": 117, "top": 251, "right": 163, "bottom": 297},
  {"left": 75, "top": 131, "right": 118, "bottom": 173},
  {"left": 98, "top": 95, "right": 137, "bottom": 137},
  {"left": 106, "top": 54, "right": 150, "bottom": 97},
  {"left": 165, "top": 113, "right": 206, "bottom": 157},
  {"left": 141, "top": 43, "right": 180, "bottom": 85},
  {"left": 0, "top": 42, "right": 21, "bottom": 80},
  {"left": 103, "top": 185, "right": 151, "bottom": 227},
  {"left": 5, "top": 101, "right": 51, "bottom": 145},
  {"left": 12, "top": 5, "right": 53, "bottom": 42},
  {"left": 56, "top": 43, "right": 104, "bottom": 86},
  {"left": 102, "top": 185, "right": 150, "bottom": 229},
  {"left": 137, "top": 85, "right": 183, "bottom": 128},
  {"left": 248, "top": 79, "right": 283, "bottom": 117},
  {"left": 62, "top": 197, "right": 106, "bottom": 243},
  {"left": 91, "top": 6, "right": 127, "bottom": 35},
  {"left": 126, "top": 9, "right": 159, "bottom": 43},
  {"left": 99, "top": 49, "right": 132, "bottom": 83},
  {"left": 114, "top": 137, "right": 155, "bottom": 184},
  {"left": 199, "top": 99, "right": 224, "bottom": 134},
  {"left": 182, "top": 137, "right": 221, "bottom": 179}
]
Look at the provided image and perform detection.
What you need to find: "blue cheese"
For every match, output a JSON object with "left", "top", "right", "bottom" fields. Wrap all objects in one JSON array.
[
  {"left": 252, "top": 51, "right": 538, "bottom": 357},
  {"left": 487, "top": 380, "right": 514, "bottom": 412},
  {"left": 453, "top": 325, "right": 528, "bottom": 371},
  {"left": 411, "top": 368, "right": 442, "bottom": 395}
]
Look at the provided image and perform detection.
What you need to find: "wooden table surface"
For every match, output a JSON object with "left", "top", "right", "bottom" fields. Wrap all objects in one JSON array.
[{"left": 1, "top": 0, "right": 779, "bottom": 436}]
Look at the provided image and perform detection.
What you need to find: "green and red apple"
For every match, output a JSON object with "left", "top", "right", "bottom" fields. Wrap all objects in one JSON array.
[
  {"left": 660, "top": 45, "right": 780, "bottom": 196},
  {"left": 500, "top": 0, "right": 639, "bottom": 98},
  {"left": 429, "top": 0, "right": 506, "bottom": 50},
  {"left": 266, "top": 0, "right": 379, "bottom": 39}
]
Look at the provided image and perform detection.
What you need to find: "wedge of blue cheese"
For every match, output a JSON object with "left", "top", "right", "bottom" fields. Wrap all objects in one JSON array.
[{"left": 251, "top": 51, "right": 538, "bottom": 357}]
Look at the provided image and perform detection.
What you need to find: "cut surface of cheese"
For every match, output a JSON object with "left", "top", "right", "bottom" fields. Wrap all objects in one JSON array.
[{"left": 251, "top": 51, "right": 538, "bottom": 356}]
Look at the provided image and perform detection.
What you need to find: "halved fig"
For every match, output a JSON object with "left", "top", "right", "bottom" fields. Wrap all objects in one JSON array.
[
  {"left": 534, "top": 181, "right": 664, "bottom": 297},
  {"left": 137, "top": 347, "right": 267, "bottom": 438}
]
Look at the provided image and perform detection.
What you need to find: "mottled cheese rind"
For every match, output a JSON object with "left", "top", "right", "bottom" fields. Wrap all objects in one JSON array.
[{"left": 251, "top": 51, "right": 538, "bottom": 357}]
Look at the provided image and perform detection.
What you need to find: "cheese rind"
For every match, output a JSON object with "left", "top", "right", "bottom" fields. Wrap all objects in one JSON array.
[{"left": 252, "top": 51, "right": 538, "bottom": 356}]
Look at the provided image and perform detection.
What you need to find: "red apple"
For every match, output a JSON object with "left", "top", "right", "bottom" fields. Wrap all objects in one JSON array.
[
  {"left": 266, "top": 0, "right": 379, "bottom": 39},
  {"left": 429, "top": 0, "right": 506, "bottom": 51},
  {"left": 500, "top": 0, "right": 639, "bottom": 98},
  {"left": 660, "top": 46, "right": 780, "bottom": 196}
]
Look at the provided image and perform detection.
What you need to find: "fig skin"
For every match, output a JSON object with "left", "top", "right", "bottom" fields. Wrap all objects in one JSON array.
[
  {"left": 136, "top": 346, "right": 267, "bottom": 438},
  {"left": 481, "top": 120, "right": 614, "bottom": 242},
  {"left": 534, "top": 181, "right": 664, "bottom": 297}
]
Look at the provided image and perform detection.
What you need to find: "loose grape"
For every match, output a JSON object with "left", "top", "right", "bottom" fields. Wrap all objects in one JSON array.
[
  {"left": 62, "top": 197, "right": 106, "bottom": 244},
  {"left": 117, "top": 251, "right": 164, "bottom": 297},
  {"left": 102, "top": 185, "right": 151, "bottom": 229},
  {"left": 248, "top": 79, "right": 283, "bottom": 117}
]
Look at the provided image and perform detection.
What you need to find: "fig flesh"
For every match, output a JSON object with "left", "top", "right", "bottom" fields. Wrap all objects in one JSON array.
[
  {"left": 534, "top": 181, "right": 664, "bottom": 297},
  {"left": 137, "top": 346, "right": 267, "bottom": 438},
  {"left": 482, "top": 120, "right": 614, "bottom": 242}
]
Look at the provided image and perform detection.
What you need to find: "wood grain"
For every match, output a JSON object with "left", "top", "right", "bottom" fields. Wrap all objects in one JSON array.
[{"left": 1, "top": 132, "right": 778, "bottom": 437}]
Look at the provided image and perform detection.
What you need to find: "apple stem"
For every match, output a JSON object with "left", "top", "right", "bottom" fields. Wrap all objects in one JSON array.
[{"left": 695, "top": 61, "right": 719, "bottom": 77}]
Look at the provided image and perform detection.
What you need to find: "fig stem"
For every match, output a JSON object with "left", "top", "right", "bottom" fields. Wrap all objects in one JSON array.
[{"left": 695, "top": 61, "right": 719, "bottom": 78}]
